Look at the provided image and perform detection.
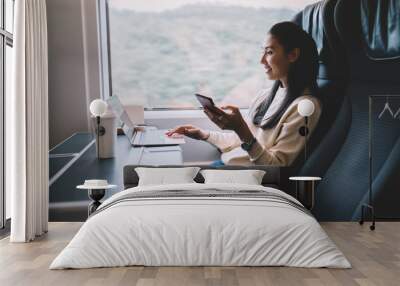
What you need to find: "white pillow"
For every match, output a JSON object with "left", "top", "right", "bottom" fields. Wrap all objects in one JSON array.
[
  {"left": 200, "top": 169, "right": 266, "bottom": 185},
  {"left": 135, "top": 167, "right": 200, "bottom": 186}
]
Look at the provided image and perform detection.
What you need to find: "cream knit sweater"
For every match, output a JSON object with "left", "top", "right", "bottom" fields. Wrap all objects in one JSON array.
[{"left": 206, "top": 87, "right": 322, "bottom": 166}]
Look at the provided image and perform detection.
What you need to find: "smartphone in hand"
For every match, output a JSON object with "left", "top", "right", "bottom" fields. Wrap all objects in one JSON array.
[{"left": 195, "top": 94, "right": 224, "bottom": 115}]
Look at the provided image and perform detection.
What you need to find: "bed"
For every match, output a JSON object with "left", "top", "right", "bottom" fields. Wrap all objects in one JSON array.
[{"left": 50, "top": 165, "right": 350, "bottom": 269}]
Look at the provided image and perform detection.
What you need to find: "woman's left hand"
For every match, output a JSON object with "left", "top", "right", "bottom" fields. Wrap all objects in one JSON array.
[{"left": 204, "top": 105, "right": 254, "bottom": 142}]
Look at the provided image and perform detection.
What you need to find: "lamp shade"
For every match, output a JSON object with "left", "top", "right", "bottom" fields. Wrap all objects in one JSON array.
[
  {"left": 89, "top": 99, "right": 107, "bottom": 117},
  {"left": 297, "top": 99, "right": 315, "bottom": 117}
]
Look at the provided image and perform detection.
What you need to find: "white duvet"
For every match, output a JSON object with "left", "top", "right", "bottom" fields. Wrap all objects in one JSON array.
[{"left": 50, "top": 183, "right": 351, "bottom": 269}]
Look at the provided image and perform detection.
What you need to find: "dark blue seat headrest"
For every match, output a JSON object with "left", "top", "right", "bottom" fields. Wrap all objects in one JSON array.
[
  {"left": 334, "top": 0, "right": 363, "bottom": 52},
  {"left": 361, "top": 0, "right": 400, "bottom": 60},
  {"left": 293, "top": 0, "right": 346, "bottom": 80},
  {"left": 301, "top": 1, "right": 326, "bottom": 57},
  {"left": 335, "top": 0, "right": 400, "bottom": 82}
]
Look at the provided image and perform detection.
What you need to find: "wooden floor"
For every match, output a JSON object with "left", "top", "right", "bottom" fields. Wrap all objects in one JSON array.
[{"left": 0, "top": 222, "right": 399, "bottom": 286}]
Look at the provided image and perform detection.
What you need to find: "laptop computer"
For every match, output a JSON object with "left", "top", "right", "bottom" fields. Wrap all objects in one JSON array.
[{"left": 107, "top": 95, "right": 185, "bottom": 147}]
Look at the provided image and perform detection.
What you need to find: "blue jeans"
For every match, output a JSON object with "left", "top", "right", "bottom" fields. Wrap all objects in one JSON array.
[{"left": 210, "top": 159, "right": 225, "bottom": 167}]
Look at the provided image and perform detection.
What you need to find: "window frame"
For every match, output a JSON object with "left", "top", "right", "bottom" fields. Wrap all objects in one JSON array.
[
  {"left": 102, "top": 0, "right": 262, "bottom": 112},
  {"left": 97, "top": 0, "right": 112, "bottom": 99},
  {"left": 101, "top": 1, "right": 314, "bottom": 112}
]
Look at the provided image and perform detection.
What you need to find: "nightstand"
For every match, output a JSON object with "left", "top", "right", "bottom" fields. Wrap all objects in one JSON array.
[
  {"left": 289, "top": 176, "right": 321, "bottom": 210},
  {"left": 77, "top": 180, "right": 117, "bottom": 216}
]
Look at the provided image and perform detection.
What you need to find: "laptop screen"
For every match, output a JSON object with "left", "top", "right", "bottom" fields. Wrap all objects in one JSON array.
[
  {"left": 107, "top": 95, "right": 136, "bottom": 141},
  {"left": 107, "top": 95, "right": 135, "bottom": 128}
]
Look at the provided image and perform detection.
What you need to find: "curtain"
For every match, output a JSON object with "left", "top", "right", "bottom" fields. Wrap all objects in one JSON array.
[{"left": 9, "top": 0, "right": 49, "bottom": 242}]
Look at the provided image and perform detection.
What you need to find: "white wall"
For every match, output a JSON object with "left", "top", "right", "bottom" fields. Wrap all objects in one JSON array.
[{"left": 47, "top": 0, "right": 101, "bottom": 148}]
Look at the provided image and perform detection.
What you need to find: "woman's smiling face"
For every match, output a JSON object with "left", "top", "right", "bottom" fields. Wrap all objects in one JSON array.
[{"left": 260, "top": 34, "right": 298, "bottom": 87}]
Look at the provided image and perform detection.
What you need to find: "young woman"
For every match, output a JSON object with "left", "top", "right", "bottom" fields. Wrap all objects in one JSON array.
[{"left": 166, "top": 21, "right": 322, "bottom": 166}]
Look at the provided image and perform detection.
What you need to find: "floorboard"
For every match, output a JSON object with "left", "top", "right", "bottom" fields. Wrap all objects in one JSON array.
[{"left": 0, "top": 222, "right": 399, "bottom": 286}]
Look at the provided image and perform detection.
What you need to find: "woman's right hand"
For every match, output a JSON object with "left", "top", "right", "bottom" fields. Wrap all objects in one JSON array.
[{"left": 166, "top": 125, "right": 210, "bottom": 141}]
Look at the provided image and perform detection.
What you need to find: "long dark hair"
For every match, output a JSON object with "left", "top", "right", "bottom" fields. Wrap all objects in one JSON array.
[{"left": 256, "top": 21, "right": 319, "bottom": 129}]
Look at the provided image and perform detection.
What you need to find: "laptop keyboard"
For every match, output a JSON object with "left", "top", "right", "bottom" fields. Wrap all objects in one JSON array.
[{"left": 142, "top": 130, "right": 167, "bottom": 144}]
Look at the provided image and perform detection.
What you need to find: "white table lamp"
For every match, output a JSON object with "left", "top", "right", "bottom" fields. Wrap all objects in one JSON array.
[
  {"left": 90, "top": 99, "right": 108, "bottom": 158},
  {"left": 298, "top": 99, "right": 315, "bottom": 117},
  {"left": 297, "top": 99, "right": 315, "bottom": 162}
]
